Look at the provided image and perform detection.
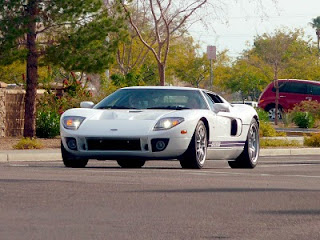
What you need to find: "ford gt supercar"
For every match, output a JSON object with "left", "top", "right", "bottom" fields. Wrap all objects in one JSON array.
[{"left": 60, "top": 86, "right": 260, "bottom": 169}]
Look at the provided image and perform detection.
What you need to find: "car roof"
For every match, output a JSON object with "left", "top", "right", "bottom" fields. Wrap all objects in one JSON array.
[
  {"left": 276, "top": 79, "right": 320, "bottom": 85},
  {"left": 121, "top": 86, "right": 218, "bottom": 94}
]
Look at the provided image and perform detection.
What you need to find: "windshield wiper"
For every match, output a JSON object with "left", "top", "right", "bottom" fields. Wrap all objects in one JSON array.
[
  {"left": 147, "top": 106, "right": 190, "bottom": 110},
  {"left": 97, "top": 105, "right": 137, "bottom": 109}
]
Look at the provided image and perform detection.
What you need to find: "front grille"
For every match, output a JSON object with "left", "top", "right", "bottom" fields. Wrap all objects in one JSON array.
[{"left": 86, "top": 138, "right": 141, "bottom": 151}]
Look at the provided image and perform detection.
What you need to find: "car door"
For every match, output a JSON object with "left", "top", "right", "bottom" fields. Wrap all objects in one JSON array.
[
  {"left": 202, "top": 92, "right": 243, "bottom": 160},
  {"left": 278, "top": 81, "right": 310, "bottom": 109},
  {"left": 202, "top": 92, "right": 231, "bottom": 139}
]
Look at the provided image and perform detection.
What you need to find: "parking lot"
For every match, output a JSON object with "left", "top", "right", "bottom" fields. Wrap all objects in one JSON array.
[{"left": 0, "top": 156, "right": 319, "bottom": 240}]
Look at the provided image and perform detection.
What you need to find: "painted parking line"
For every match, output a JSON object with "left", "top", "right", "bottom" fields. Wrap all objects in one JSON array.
[
  {"left": 259, "top": 163, "right": 320, "bottom": 168},
  {"left": 8, "top": 164, "right": 30, "bottom": 167},
  {"left": 188, "top": 171, "right": 320, "bottom": 179},
  {"left": 260, "top": 159, "right": 320, "bottom": 162}
]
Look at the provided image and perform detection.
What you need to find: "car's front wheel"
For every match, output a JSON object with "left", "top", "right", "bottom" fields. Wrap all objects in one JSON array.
[
  {"left": 117, "top": 159, "right": 145, "bottom": 168},
  {"left": 61, "top": 142, "right": 88, "bottom": 168},
  {"left": 228, "top": 118, "right": 259, "bottom": 169},
  {"left": 179, "top": 120, "right": 207, "bottom": 169}
]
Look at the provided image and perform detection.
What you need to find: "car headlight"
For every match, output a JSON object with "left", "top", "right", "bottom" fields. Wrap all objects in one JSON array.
[
  {"left": 62, "top": 116, "right": 85, "bottom": 130},
  {"left": 154, "top": 117, "right": 184, "bottom": 131}
]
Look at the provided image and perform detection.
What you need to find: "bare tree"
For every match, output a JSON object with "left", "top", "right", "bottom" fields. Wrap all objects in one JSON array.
[
  {"left": 120, "top": 0, "right": 277, "bottom": 86},
  {"left": 116, "top": 8, "right": 155, "bottom": 75},
  {"left": 120, "top": 0, "right": 210, "bottom": 85}
]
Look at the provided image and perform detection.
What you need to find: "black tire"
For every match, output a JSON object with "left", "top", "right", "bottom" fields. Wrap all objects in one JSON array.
[
  {"left": 265, "top": 105, "right": 282, "bottom": 120},
  {"left": 61, "top": 142, "right": 88, "bottom": 168},
  {"left": 117, "top": 159, "right": 145, "bottom": 168},
  {"left": 179, "top": 120, "right": 207, "bottom": 169},
  {"left": 228, "top": 119, "right": 259, "bottom": 169}
]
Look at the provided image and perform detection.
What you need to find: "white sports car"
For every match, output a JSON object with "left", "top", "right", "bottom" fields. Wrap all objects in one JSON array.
[{"left": 60, "top": 86, "right": 260, "bottom": 169}]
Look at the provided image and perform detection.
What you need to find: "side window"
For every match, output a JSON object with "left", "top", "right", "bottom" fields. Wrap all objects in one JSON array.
[
  {"left": 285, "top": 82, "right": 307, "bottom": 94},
  {"left": 207, "top": 93, "right": 223, "bottom": 103},
  {"left": 202, "top": 92, "right": 215, "bottom": 109},
  {"left": 279, "top": 82, "right": 287, "bottom": 92},
  {"left": 272, "top": 82, "right": 287, "bottom": 92},
  {"left": 311, "top": 84, "right": 320, "bottom": 96},
  {"left": 273, "top": 82, "right": 308, "bottom": 94}
]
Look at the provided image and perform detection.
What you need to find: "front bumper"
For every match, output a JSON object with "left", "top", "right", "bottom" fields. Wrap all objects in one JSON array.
[{"left": 61, "top": 134, "right": 192, "bottom": 160}]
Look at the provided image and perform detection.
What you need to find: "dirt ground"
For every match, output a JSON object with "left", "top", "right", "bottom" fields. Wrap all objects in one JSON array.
[{"left": 0, "top": 137, "right": 60, "bottom": 150}]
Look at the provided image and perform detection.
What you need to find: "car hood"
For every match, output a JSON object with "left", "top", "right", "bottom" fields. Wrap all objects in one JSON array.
[{"left": 62, "top": 108, "right": 180, "bottom": 137}]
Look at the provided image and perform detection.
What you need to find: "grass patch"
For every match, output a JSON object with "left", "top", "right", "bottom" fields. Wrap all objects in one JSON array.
[
  {"left": 13, "top": 138, "right": 43, "bottom": 150},
  {"left": 260, "top": 138, "right": 301, "bottom": 148}
]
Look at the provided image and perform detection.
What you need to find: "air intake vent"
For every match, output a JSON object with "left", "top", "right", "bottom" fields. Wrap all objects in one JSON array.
[{"left": 86, "top": 138, "right": 141, "bottom": 151}]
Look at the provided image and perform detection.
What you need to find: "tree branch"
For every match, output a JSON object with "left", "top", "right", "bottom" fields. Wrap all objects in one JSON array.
[{"left": 121, "top": 1, "right": 161, "bottom": 64}]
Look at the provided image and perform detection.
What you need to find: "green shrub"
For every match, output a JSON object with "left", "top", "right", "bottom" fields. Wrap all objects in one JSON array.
[
  {"left": 36, "top": 110, "right": 60, "bottom": 138},
  {"left": 260, "top": 121, "right": 277, "bottom": 137},
  {"left": 259, "top": 121, "right": 286, "bottom": 137},
  {"left": 13, "top": 138, "right": 43, "bottom": 149},
  {"left": 256, "top": 108, "right": 269, "bottom": 122},
  {"left": 292, "top": 112, "right": 315, "bottom": 128},
  {"left": 304, "top": 133, "right": 320, "bottom": 147},
  {"left": 260, "top": 139, "right": 301, "bottom": 148},
  {"left": 275, "top": 131, "right": 287, "bottom": 137}
]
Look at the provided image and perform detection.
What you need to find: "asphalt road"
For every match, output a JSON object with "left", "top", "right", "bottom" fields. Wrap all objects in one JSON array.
[{"left": 1, "top": 156, "right": 319, "bottom": 240}]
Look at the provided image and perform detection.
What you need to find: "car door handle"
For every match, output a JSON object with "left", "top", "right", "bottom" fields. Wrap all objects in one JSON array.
[{"left": 279, "top": 96, "right": 286, "bottom": 98}]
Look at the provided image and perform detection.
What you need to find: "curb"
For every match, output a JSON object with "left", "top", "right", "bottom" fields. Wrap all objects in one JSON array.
[
  {"left": 0, "top": 148, "right": 319, "bottom": 162},
  {"left": 0, "top": 150, "right": 61, "bottom": 163},
  {"left": 259, "top": 148, "right": 320, "bottom": 156}
]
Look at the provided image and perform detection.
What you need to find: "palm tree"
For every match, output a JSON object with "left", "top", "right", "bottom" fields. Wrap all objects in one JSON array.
[{"left": 310, "top": 16, "right": 320, "bottom": 54}]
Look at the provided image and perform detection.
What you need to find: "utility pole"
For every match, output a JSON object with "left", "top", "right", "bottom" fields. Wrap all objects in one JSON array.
[{"left": 207, "top": 45, "right": 216, "bottom": 91}]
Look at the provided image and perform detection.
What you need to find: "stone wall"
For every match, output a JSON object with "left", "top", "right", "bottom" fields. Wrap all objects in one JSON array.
[
  {"left": 5, "top": 89, "right": 25, "bottom": 137},
  {"left": 0, "top": 82, "right": 46, "bottom": 137},
  {"left": 0, "top": 81, "right": 26, "bottom": 137}
]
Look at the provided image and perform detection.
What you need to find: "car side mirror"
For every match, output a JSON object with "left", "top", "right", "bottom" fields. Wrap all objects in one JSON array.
[
  {"left": 212, "top": 103, "right": 230, "bottom": 113},
  {"left": 80, "top": 101, "right": 94, "bottom": 108}
]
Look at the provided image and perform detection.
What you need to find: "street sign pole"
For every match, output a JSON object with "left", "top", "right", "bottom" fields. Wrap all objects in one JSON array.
[
  {"left": 210, "top": 59, "right": 213, "bottom": 91},
  {"left": 207, "top": 45, "right": 216, "bottom": 91}
]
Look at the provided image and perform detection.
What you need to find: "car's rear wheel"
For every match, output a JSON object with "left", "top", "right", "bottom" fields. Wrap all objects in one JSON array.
[
  {"left": 179, "top": 120, "right": 207, "bottom": 169},
  {"left": 265, "top": 105, "right": 282, "bottom": 120},
  {"left": 228, "top": 119, "right": 259, "bottom": 169},
  {"left": 61, "top": 142, "right": 88, "bottom": 168},
  {"left": 117, "top": 159, "right": 145, "bottom": 168}
]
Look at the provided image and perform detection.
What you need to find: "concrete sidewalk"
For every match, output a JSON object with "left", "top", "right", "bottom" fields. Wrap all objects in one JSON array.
[{"left": 0, "top": 148, "right": 319, "bottom": 162}]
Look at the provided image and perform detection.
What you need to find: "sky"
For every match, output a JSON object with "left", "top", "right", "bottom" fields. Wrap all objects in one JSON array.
[{"left": 189, "top": 0, "right": 320, "bottom": 58}]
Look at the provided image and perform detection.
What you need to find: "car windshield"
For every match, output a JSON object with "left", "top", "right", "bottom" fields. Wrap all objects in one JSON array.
[{"left": 94, "top": 89, "right": 209, "bottom": 110}]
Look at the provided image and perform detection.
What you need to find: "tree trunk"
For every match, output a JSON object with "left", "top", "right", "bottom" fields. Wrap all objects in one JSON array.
[
  {"left": 317, "top": 29, "right": 320, "bottom": 54},
  {"left": 158, "top": 63, "right": 165, "bottom": 86},
  {"left": 24, "top": 0, "right": 38, "bottom": 138},
  {"left": 275, "top": 79, "right": 279, "bottom": 125},
  {"left": 317, "top": 33, "right": 320, "bottom": 58}
]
